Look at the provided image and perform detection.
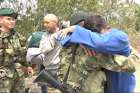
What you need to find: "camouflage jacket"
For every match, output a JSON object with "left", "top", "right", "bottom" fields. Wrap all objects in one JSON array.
[
  {"left": 60, "top": 45, "right": 139, "bottom": 78},
  {"left": 0, "top": 30, "right": 28, "bottom": 78},
  {"left": 0, "top": 30, "right": 28, "bottom": 67},
  {"left": 85, "top": 47, "right": 140, "bottom": 73},
  {"left": 59, "top": 45, "right": 140, "bottom": 91},
  {"left": 59, "top": 45, "right": 100, "bottom": 90},
  {"left": 0, "top": 30, "right": 27, "bottom": 66}
]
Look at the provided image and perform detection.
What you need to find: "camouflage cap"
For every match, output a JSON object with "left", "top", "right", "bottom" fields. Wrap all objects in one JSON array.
[
  {"left": 69, "top": 11, "right": 89, "bottom": 25},
  {"left": 0, "top": 8, "right": 18, "bottom": 19}
]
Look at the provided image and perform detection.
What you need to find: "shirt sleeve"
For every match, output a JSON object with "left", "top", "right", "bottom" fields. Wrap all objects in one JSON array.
[
  {"left": 26, "top": 48, "right": 42, "bottom": 64},
  {"left": 61, "top": 26, "right": 131, "bottom": 56}
]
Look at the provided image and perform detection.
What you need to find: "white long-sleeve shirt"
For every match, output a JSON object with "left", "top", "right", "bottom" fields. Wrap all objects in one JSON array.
[{"left": 26, "top": 31, "right": 60, "bottom": 70}]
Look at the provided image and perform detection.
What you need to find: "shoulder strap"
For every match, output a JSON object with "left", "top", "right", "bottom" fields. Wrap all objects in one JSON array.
[{"left": 63, "top": 44, "right": 78, "bottom": 83}]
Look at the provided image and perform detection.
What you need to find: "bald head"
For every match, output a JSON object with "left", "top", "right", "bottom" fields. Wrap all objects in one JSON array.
[
  {"left": 44, "top": 14, "right": 58, "bottom": 24},
  {"left": 43, "top": 14, "right": 59, "bottom": 33}
]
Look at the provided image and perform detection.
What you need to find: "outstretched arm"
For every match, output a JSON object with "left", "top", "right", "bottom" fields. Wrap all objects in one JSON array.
[{"left": 60, "top": 26, "right": 131, "bottom": 56}]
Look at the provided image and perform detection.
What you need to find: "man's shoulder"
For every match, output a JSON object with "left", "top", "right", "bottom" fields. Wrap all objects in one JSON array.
[
  {"left": 111, "top": 28, "right": 127, "bottom": 35},
  {"left": 111, "top": 28, "right": 128, "bottom": 39}
]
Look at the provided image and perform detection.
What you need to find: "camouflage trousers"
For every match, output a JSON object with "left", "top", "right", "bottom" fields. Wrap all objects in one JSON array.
[
  {"left": 0, "top": 68, "right": 25, "bottom": 93},
  {"left": 66, "top": 68, "right": 106, "bottom": 93}
]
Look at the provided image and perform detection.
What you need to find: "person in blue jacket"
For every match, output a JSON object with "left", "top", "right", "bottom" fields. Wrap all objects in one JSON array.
[{"left": 60, "top": 14, "right": 136, "bottom": 93}]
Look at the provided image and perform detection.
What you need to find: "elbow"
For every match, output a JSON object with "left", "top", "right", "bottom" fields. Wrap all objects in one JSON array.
[{"left": 30, "top": 55, "right": 43, "bottom": 64}]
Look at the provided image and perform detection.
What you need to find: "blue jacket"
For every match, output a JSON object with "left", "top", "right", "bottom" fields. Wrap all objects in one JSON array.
[
  {"left": 60, "top": 26, "right": 135, "bottom": 93},
  {"left": 61, "top": 26, "right": 131, "bottom": 56}
]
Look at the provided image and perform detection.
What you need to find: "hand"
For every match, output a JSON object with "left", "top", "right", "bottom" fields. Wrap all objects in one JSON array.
[
  {"left": 60, "top": 26, "right": 76, "bottom": 38},
  {"left": 26, "top": 67, "right": 34, "bottom": 75},
  {"left": 22, "top": 67, "right": 34, "bottom": 75}
]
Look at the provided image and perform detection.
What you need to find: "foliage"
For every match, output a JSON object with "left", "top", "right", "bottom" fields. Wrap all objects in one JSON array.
[{"left": 135, "top": 6, "right": 140, "bottom": 31}]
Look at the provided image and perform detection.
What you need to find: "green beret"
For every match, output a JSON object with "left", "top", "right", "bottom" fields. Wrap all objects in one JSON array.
[
  {"left": 0, "top": 8, "right": 18, "bottom": 19},
  {"left": 69, "top": 11, "right": 89, "bottom": 25}
]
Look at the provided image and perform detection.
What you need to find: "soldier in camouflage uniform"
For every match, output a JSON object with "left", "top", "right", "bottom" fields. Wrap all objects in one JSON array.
[
  {"left": 0, "top": 8, "right": 33, "bottom": 93},
  {"left": 27, "top": 14, "right": 61, "bottom": 93},
  {"left": 59, "top": 11, "right": 106, "bottom": 93}
]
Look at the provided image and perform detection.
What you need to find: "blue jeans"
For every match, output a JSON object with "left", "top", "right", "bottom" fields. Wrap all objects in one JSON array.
[{"left": 104, "top": 70, "right": 136, "bottom": 93}]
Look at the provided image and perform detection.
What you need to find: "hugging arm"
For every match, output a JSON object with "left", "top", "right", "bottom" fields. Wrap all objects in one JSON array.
[{"left": 60, "top": 26, "right": 131, "bottom": 56}]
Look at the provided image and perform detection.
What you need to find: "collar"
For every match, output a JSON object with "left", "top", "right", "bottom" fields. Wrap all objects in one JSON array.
[{"left": 0, "top": 29, "right": 15, "bottom": 38}]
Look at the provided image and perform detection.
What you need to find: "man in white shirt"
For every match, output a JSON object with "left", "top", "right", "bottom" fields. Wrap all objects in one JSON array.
[{"left": 26, "top": 14, "right": 61, "bottom": 93}]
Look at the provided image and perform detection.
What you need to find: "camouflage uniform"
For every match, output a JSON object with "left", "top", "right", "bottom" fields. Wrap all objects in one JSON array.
[
  {"left": 60, "top": 45, "right": 140, "bottom": 93},
  {"left": 0, "top": 8, "right": 28, "bottom": 93},
  {"left": 60, "top": 45, "right": 106, "bottom": 93},
  {"left": 85, "top": 47, "right": 140, "bottom": 73},
  {"left": 0, "top": 30, "right": 28, "bottom": 93},
  {"left": 59, "top": 11, "right": 106, "bottom": 93}
]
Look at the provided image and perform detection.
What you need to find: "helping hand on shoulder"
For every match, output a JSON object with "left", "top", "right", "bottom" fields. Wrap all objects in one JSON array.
[
  {"left": 52, "top": 25, "right": 76, "bottom": 40},
  {"left": 60, "top": 25, "right": 76, "bottom": 38}
]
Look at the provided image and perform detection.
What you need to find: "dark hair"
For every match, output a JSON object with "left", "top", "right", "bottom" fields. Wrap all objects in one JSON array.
[{"left": 84, "top": 14, "right": 108, "bottom": 33}]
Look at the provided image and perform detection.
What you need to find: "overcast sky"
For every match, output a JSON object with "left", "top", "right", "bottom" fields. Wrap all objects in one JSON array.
[{"left": 134, "top": 0, "right": 140, "bottom": 4}]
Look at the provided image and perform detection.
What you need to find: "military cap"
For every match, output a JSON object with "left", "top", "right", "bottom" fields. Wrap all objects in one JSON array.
[
  {"left": 0, "top": 8, "right": 18, "bottom": 19},
  {"left": 69, "top": 11, "right": 89, "bottom": 25}
]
